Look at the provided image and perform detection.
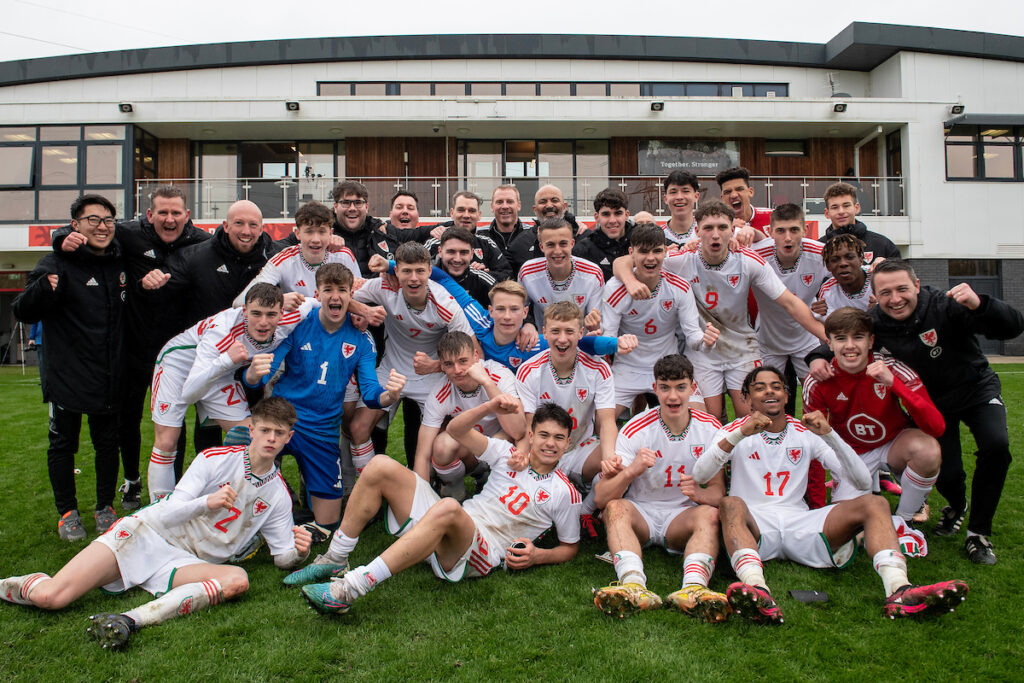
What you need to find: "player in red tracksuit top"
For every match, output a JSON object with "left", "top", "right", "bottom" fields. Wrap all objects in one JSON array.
[{"left": 802, "top": 307, "right": 944, "bottom": 522}]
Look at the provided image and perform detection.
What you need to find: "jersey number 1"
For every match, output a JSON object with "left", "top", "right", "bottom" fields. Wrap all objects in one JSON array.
[{"left": 317, "top": 361, "right": 329, "bottom": 386}]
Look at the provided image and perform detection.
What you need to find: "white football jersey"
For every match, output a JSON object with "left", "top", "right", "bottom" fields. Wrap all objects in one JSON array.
[
  {"left": 663, "top": 219, "right": 696, "bottom": 247},
  {"left": 235, "top": 245, "right": 361, "bottom": 305},
  {"left": 616, "top": 407, "right": 722, "bottom": 505},
  {"left": 663, "top": 249, "right": 786, "bottom": 362},
  {"left": 752, "top": 238, "right": 830, "bottom": 356},
  {"left": 517, "top": 256, "right": 604, "bottom": 319},
  {"left": 600, "top": 270, "right": 704, "bottom": 372},
  {"left": 515, "top": 350, "right": 615, "bottom": 449},
  {"left": 816, "top": 268, "right": 872, "bottom": 320},
  {"left": 421, "top": 360, "right": 519, "bottom": 435},
  {"left": 139, "top": 445, "right": 295, "bottom": 562},
  {"left": 164, "top": 301, "right": 312, "bottom": 404},
  {"left": 462, "top": 437, "right": 581, "bottom": 550},
  {"left": 354, "top": 278, "right": 473, "bottom": 378},
  {"left": 716, "top": 415, "right": 846, "bottom": 510}
]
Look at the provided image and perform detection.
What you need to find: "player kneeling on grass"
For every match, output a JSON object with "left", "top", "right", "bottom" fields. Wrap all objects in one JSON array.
[
  {"left": 0, "top": 397, "right": 312, "bottom": 649},
  {"left": 691, "top": 367, "right": 968, "bottom": 624},
  {"left": 412, "top": 331, "right": 526, "bottom": 500},
  {"left": 591, "top": 355, "right": 730, "bottom": 622},
  {"left": 286, "top": 397, "right": 581, "bottom": 614}
]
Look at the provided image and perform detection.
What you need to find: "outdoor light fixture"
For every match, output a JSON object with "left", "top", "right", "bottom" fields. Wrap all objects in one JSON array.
[
  {"left": 950, "top": 104, "right": 965, "bottom": 115},
  {"left": 118, "top": 103, "right": 133, "bottom": 113},
  {"left": 285, "top": 101, "right": 300, "bottom": 111},
  {"left": 832, "top": 102, "right": 848, "bottom": 113},
  {"left": 650, "top": 101, "right": 665, "bottom": 112}
]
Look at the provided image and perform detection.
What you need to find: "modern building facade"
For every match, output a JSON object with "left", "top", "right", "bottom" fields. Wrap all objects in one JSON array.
[{"left": 1, "top": 22, "right": 1022, "bottom": 353}]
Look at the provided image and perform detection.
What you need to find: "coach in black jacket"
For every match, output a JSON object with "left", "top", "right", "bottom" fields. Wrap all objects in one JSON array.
[
  {"left": 13, "top": 195, "right": 126, "bottom": 539},
  {"left": 807, "top": 260, "right": 1024, "bottom": 564},
  {"left": 51, "top": 187, "right": 210, "bottom": 509}
]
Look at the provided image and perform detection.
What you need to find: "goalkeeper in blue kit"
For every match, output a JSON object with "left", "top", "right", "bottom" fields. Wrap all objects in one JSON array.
[{"left": 243, "top": 263, "right": 406, "bottom": 531}]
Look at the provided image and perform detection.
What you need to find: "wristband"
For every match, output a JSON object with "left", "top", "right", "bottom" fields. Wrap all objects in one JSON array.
[{"left": 725, "top": 427, "right": 745, "bottom": 446}]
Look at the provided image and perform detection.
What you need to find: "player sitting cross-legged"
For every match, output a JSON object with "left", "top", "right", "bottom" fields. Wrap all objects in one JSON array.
[
  {"left": 691, "top": 367, "right": 968, "bottom": 624},
  {"left": 0, "top": 397, "right": 312, "bottom": 649},
  {"left": 412, "top": 331, "right": 526, "bottom": 500},
  {"left": 286, "top": 397, "right": 581, "bottom": 614},
  {"left": 591, "top": 355, "right": 730, "bottom": 622}
]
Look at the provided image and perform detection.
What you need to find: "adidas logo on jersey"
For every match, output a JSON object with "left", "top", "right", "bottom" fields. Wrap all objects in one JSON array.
[
  {"left": 628, "top": 308, "right": 639, "bottom": 316},
  {"left": 539, "top": 392, "right": 551, "bottom": 400},
  {"left": 300, "top": 343, "right": 312, "bottom": 351},
  {"left": 837, "top": 392, "right": 848, "bottom": 401},
  {"left": 538, "top": 297, "right": 548, "bottom": 304},
  {"left": 600, "top": 258, "right": 609, "bottom": 265},
  {"left": 748, "top": 451, "right": 761, "bottom": 460},
  {"left": 216, "top": 264, "right": 229, "bottom": 274},
  {"left": 295, "top": 280, "right": 306, "bottom": 288},
  {"left": 85, "top": 277, "right": 99, "bottom": 286},
  {"left": 143, "top": 249, "right": 156, "bottom": 259}
]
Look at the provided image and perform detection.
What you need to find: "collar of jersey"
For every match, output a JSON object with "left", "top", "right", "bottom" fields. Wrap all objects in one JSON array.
[
  {"left": 759, "top": 424, "right": 788, "bottom": 446},
  {"left": 299, "top": 251, "right": 323, "bottom": 272},
  {"left": 658, "top": 409, "right": 690, "bottom": 441},
  {"left": 698, "top": 249, "right": 729, "bottom": 271},
  {"left": 548, "top": 356, "right": 578, "bottom": 384},
  {"left": 243, "top": 323, "right": 275, "bottom": 351},
  {"left": 243, "top": 448, "right": 280, "bottom": 487},
  {"left": 547, "top": 260, "right": 575, "bottom": 291},
  {"left": 773, "top": 249, "right": 801, "bottom": 274}
]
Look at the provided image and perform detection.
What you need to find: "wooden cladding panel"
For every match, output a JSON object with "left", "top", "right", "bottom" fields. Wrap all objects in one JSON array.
[{"left": 156, "top": 138, "right": 190, "bottom": 179}]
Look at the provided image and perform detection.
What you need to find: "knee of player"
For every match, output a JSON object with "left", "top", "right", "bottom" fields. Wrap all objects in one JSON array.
[
  {"left": 860, "top": 493, "right": 891, "bottom": 519},
  {"left": 693, "top": 503, "right": 721, "bottom": 529},
  {"left": 914, "top": 437, "right": 943, "bottom": 471},
  {"left": 220, "top": 568, "right": 250, "bottom": 599},
  {"left": 361, "top": 454, "right": 396, "bottom": 479},
  {"left": 30, "top": 581, "right": 72, "bottom": 610},
  {"left": 718, "top": 496, "right": 747, "bottom": 521},
  {"left": 432, "top": 496, "right": 465, "bottom": 523},
  {"left": 603, "top": 498, "right": 631, "bottom": 522}
]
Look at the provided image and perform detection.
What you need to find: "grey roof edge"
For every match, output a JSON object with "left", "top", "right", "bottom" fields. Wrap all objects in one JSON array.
[{"left": 1, "top": 23, "right": 1022, "bottom": 89}]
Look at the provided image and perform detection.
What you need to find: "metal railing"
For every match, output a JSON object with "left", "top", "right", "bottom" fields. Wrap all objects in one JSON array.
[{"left": 136, "top": 175, "right": 905, "bottom": 221}]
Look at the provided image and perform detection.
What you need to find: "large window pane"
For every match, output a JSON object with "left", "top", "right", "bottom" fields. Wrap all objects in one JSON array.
[
  {"left": 982, "top": 145, "right": 1015, "bottom": 178},
  {"left": 86, "top": 145, "right": 122, "bottom": 184},
  {"left": 434, "top": 83, "right": 466, "bottom": 96},
  {"left": 944, "top": 125, "right": 976, "bottom": 142},
  {"left": 199, "top": 143, "right": 238, "bottom": 178},
  {"left": 945, "top": 145, "right": 977, "bottom": 178},
  {"left": 1, "top": 127, "right": 36, "bottom": 142},
  {"left": 505, "top": 140, "right": 536, "bottom": 177},
  {"left": 469, "top": 83, "right": 502, "bottom": 96},
  {"left": 38, "top": 190, "right": 81, "bottom": 220},
  {"left": 298, "top": 142, "right": 335, "bottom": 204},
  {"left": 537, "top": 141, "right": 572, "bottom": 179},
  {"left": 505, "top": 83, "right": 537, "bottom": 96},
  {"left": 684, "top": 83, "right": 718, "bottom": 96},
  {"left": 0, "top": 147, "right": 34, "bottom": 186},
  {"left": 336, "top": 140, "right": 346, "bottom": 179},
  {"left": 40, "top": 126, "right": 80, "bottom": 141},
  {"left": 540, "top": 83, "right": 571, "bottom": 96},
  {"left": 575, "top": 83, "right": 606, "bottom": 96},
  {"left": 399, "top": 82, "right": 431, "bottom": 96},
  {"left": 354, "top": 83, "right": 386, "bottom": 96},
  {"left": 84, "top": 125, "right": 125, "bottom": 141},
  {"left": 319, "top": 83, "right": 351, "bottom": 96},
  {"left": 609, "top": 83, "right": 640, "bottom": 96},
  {"left": 41, "top": 146, "right": 78, "bottom": 185},
  {"left": 755, "top": 84, "right": 787, "bottom": 97},
  {"left": 0, "top": 190, "right": 34, "bottom": 220}
]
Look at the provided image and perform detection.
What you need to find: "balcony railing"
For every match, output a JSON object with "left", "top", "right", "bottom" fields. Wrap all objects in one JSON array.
[{"left": 136, "top": 176, "right": 905, "bottom": 221}]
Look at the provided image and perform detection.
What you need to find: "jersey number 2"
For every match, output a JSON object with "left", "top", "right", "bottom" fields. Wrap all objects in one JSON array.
[{"left": 214, "top": 506, "right": 241, "bottom": 532}]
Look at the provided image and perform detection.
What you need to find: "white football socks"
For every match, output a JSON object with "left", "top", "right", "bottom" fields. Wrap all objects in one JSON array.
[
  {"left": 896, "top": 466, "right": 937, "bottom": 521},
  {"left": 872, "top": 549, "right": 909, "bottom": 596},
  {"left": 612, "top": 550, "right": 646, "bottom": 587},
  {"left": 326, "top": 531, "right": 358, "bottom": 564},
  {"left": 147, "top": 447, "right": 177, "bottom": 501},
  {"left": 351, "top": 441, "right": 375, "bottom": 475},
  {"left": 125, "top": 579, "right": 222, "bottom": 627},
  {"left": 433, "top": 458, "right": 466, "bottom": 484},
  {"left": 730, "top": 548, "right": 768, "bottom": 590},
  {"left": 0, "top": 572, "right": 50, "bottom": 606},
  {"left": 682, "top": 552, "right": 715, "bottom": 588}
]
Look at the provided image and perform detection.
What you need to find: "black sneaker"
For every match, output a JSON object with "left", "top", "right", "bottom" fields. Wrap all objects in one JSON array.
[
  {"left": 964, "top": 535, "right": 997, "bottom": 565},
  {"left": 119, "top": 479, "right": 142, "bottom": 511},
  {"left": 87, "top": 613, "right": 137, "bottom": 649},
  {"left": 935, "top": 504, "right": 968, "bottom": 537}
]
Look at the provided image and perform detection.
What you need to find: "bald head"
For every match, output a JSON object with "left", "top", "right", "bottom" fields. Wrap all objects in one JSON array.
[
  {"left": 533, "top": 184, "right": 566, "bottom": 221},
  {"left": 224, "top": 200, "right": 263, "bottom": 253}
]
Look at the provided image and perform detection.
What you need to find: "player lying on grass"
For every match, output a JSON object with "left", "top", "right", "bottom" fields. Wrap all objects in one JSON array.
[
  {"left": 242, "top": 263, "right": 406, "bottom": 533},
  {"left": 284, "top": 398, "right": 581, "bottom": 614},
  {"left": 591, "top": 355, "right": 730, "bottom": 622},
  {"left": 691, "top": 366, "right": 968, "bottom": 624},
  {"left": 412, "top": 331, "right": 525, "bottom": 500},
  {"left": 147, "top": 283, "right": 310, "bottom": 501},
  {"left": 0, "top": 397, "right": 312, "bottom": 649},
  {"left": 803, "top": 307, "right": 944, "bottom": 522}
]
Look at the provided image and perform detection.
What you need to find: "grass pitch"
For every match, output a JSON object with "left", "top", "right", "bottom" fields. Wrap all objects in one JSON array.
[{"left": 0, "top": 365, "right": 1022, "bottom": 681}]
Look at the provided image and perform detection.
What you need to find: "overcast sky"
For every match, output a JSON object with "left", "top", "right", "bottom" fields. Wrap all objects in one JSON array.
[{"left": 2, "top": 0, "right": 1023, "bottom": 63}]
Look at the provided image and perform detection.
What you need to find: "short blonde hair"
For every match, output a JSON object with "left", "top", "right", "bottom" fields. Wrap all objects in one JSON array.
[
  {"left": 489, "top": 280, "right": 528, "bottom": 304},
  {"left": 543, "top": 301, "right": 584, "bottom": 325}
]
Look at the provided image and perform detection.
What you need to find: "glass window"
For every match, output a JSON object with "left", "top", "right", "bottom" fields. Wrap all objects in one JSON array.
[
  {"left": 336, "top": 140, "right": 346, "bottom": 179},
  {"left": 298, "top": 142, "right": 334, "bottom": 178},
  {"left": 755, "top": 84, "right": 787, "bottom": 97},
  {"left": 945, "top": 145, "right": 977, "bottom": 178},
  {"left": 40, "top": 126, "right": 81, "bottom": 141},
  {"left": 982, "top": 145, "right": 1015, "bottom": 178},
  {"left": 980, "top": 129, "right": 1013, "bottom": 143},
  {"left": 505, "top": 83, "right": 537, "bottom": 96},
  {"left": 469, "top": 83, "right": 502, "bottom": 96},
  {"left": 575, "top": 83, "right": 607, "bottom": 96},
  {"left": 86, "top": 145, "right": 122, "bottom": 185},
  {"left": 728, "top": 84, "right": 754, "bottom": 97},
  {"left": 540, "top": 83, "right": 571, "bottom": 96},
  {"left": 354, "top": 83, "right": 386, "bottom": 96},
  {"left": 38, "top": 189, "right": 81, "bottom": 220},
  {"left": 84, "top": 125, "right": 125, "bottom": 141},
  {"left": 685, "top": 83, "right": 719, "bottom": 96},
  {"left": 399, "top": 82, "right": 431, "bottom": 95},
  {"left": 319, "top": 83, "right": 352, "bottom": 96},
  {"left": 41, "top": 146, "right": 78, "bottom": 185},
  {"left": 949, "top": 259, "right": 1000, "bottom": 277},
  {"left": 944, "top": 125, "right": 976, "bottom": 142},
  {"left": 0, "top": 127, "right": 36, "bottom": 142},
  {"left": 537, "top": 141, "right": 572, "bottom": 179},
  {"left": 609, "top": 83, "right": 640, "bottom": 96},
  {"left": 505, "top": 140, "right": 536, "bottom": 177},
  {"left": 0, "top": 190, "right": 34, "bottom": 220},
  {"left": 575, "top": 140, "right": 610, "bottom": 214},
  {"left": 0, "top": 147, "right": 34, "bottom": 186},
  {"left": 434, "top": 82, "right": 466, "bottom": 96}
]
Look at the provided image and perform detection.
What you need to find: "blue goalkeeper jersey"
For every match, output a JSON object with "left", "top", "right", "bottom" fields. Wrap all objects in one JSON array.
[
  {"left": 245, "top": 306, "right": 383, "bottom": 441},
  {"left": 426, "top": 266, "right": 618, "bottom": 370}
]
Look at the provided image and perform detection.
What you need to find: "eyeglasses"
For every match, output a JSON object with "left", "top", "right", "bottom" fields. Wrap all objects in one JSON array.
[
  {"left": 336, "top": 199, "right": 367, "bottom": 208},
  {"left": 78, "top": 215, "right": 116, "bottom": 227}
]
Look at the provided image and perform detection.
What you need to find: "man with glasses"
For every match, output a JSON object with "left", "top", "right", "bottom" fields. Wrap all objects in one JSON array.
[
  {"left": 14, "top": 195, "right": 127, "bottom": 541},
  {"left": 327, "top": 181, "right": 397, "bottom": 277}
]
